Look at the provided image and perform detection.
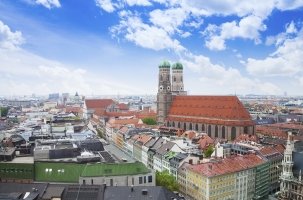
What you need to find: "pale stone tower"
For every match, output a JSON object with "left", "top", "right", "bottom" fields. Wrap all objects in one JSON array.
[
  {"left": 171, "top": 62, "right": 185, "bottom": 95},
  {"left": 157, "top": 61, "right": 172, "bottom": 125},
  {"left": 280, "top": 132, "right": 294, "bottom": 192}
]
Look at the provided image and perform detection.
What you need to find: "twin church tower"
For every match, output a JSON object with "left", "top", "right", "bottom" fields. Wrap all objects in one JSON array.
[{"left": 156, "top": 61, "right": 187, "bottom": 125}]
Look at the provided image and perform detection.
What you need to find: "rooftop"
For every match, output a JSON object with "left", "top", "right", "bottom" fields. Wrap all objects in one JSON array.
[
  {"left": 188, "top": 154, "right": 265, "bottom": 177},
  {"left": 168, "top": 95, "right": 254, "bottom": 126},
  {"left": 159, "top": 61, "right": 171, "bottom": 68},
  {"left": 85, "top": 99, "right": 114, "bottom": 109},
  {"left": 81, "top": 162, "right": 150, "bottom": 177}
]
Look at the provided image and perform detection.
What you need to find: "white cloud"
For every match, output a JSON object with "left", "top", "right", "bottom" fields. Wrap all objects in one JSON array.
[
  {"left": 34, "top": 0, "right": 61, "bottom": 9},
  {"left": 247, "top": 24, "right": 303, "bottom": 76},
  {"left": 180, "top": 31, "right": 191, "bottom": 38},
  {"left": 0, "top": 48, "right": 144, "bottom": 95},
  {"left": 95, "top": 0, "right": 117, "bottom": 12},
  {"left": 125, "top": 0, "right": 152, "bottom": 6},
  {"left": 0, "top": 20, "right": 24, "bottom": 50},
  {"left": 111, "top": 12, "right": 185, "bottom": 52},
  {"left": 180, "top": 53, "right": 281, "bottom": 95},
  {"left": 203, "top": 15, "right": 266, "bottom": 51},
  {"left": 149, "top": 8, "right": 188, "bottom": 34},
  {"left": 266, "top": 21, "right": 298, "bottom": 46}
]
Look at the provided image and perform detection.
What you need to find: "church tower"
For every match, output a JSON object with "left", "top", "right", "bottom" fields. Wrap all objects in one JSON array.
[
  {"left": 171, "top": 62, "right": 185, "bottom": 95},
  {"left": 280, "top": 132, "right": 294, "bottom": 192},
  {"left": 157, "top": 61, "right": 172, "bottom": 125}
]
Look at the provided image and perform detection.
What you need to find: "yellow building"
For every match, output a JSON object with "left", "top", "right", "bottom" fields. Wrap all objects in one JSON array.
[{"left": 184, "top": 154, "right": 265, "bottom": 200}]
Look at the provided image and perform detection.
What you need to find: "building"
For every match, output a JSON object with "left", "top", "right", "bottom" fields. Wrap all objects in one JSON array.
[
  {"left": 83, "top": 99, "right": 115, "bottom": 119},
  {"left": 185, "top": 154, "right": 266, "bottom": 200},
  {"left": 279, "top": 132, "right": 303, "bottom": 199},
  {"left": 156, "top": 61, "right": 255, "bottom": 140},
  {"left": 0, "top": 182, "right": 184, "bottom": 200}
]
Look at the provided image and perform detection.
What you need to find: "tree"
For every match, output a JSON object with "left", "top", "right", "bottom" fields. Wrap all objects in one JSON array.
[
  {"left": 0, "top": 107, "right": 8, "bottom": 117},
  {"left": 142, "top": 117, "right": 157, "bottom": 125},
  {"left": 204, "top": 145, "right": 214, "bottom": 158},
  {"left": 156, "top": 170, "right": 179, "bottom": 192}
]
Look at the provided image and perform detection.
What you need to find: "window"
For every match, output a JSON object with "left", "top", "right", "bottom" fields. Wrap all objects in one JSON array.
[
  {"left": 222, "top": 126, "right": 225, "bottom": 139},
  {"left": 208, "top": 125, "right": 212, "bottom": 137},
  {"left": 139, "top": 177, "right": 143, "bottom": 184},
  {"left": 110, "top": 179, "right": 113, "bottom": 186},
  {"left": 91, "top": 179, "right": 94, "bottom": 185},
  {"left": 148, "top": 176, "right": 153, "bottom": 183},
  {"left": 231, "top": 127, "right": 236, "bottom": 140},
  {"left": 144, "top": 176, "right": 146, "bottom": 183},
  {"left": 196, "top": 124, "right": 199, "bottom": 131},
  {"left": 215, "top": 125, "right": 218, "bottom": 138}
]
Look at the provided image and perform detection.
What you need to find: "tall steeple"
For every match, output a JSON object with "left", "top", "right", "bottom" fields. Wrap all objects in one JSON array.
[
  {"left": 281, "top": 132, "right": 294, "bottom": 179},
  {"left": 280, "top": 132, "right": 294, "bottom": 193},
  {"left": 171, "top": 62, "right": 184, "bottom": 94},
  {"left": 156, "top": 61, "right": 172, "bottom": 125}
]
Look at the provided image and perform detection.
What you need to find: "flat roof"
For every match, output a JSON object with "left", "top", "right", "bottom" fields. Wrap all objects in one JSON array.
[{"left": 6, "top": 156, "right": 34, "bottom": 164}]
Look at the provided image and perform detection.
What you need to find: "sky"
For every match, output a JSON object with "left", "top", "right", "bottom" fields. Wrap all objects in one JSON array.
[{"left": 0, "top": 0, "right": 303, "bottom": 96}]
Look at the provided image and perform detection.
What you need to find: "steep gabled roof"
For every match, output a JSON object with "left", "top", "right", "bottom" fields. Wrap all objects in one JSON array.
[
  {"left": 85, "top": 99, "right": 114, "bottom": 109},
  {"left": 155, "top": 141, "right": 175, "bottom": 156},
  {"left": 167, "top": 95, "right": 254, "bottom": 126},
  {"left": 188, "top": 154, "right": 265, "bottom": 177}
]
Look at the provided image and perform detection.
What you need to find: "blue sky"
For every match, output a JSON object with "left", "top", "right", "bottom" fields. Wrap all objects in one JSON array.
[{"left": 0, "top": 0, "right": 303, "bottom": 96}]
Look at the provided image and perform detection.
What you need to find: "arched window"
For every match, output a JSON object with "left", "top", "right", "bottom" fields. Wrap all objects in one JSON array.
[
  {"left": 244, "top": 126, "right": 248, "bottom": 134},
  {"left": 189, "top": 123, "right": 192, "bottom": 130},
  {"left": 222, "top": 126, "right": 225, "bottom": 139},
  {"left": 160, "top": 75, "right": 163, "bottom": 81},
  {"left": 183, "top": 123, "right": 186, "bottom": 130},
  {"left": 208, "top": 125, "right": 211, "bottom": 137},
  {"left": 195, "top": 124, "right": 199, "bottom": 131},
  {"left": 172, "top": 121, "right": 175, "bottom": 127},
  {"left": 178, "top": 122, "right": 180, "bottom": 128},
  {"left": 167, "top": 121, "right": 170, "bottom": 127},
  {"left": 174, "top": 77, "right": 176, "bottom": 82},
  {"left": 202, "top": 124, "right": 205, "bottom": 132},
  {"left": 215, "top": 125, "right": 218, "bottom": 138},
  {"left": 231, "top": 127, "right": 236, "bottom": 140}
]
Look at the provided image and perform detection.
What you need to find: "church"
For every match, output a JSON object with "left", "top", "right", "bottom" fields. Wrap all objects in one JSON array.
[{"left": 156, "top": 61, "right": 255, "bottom": 140}]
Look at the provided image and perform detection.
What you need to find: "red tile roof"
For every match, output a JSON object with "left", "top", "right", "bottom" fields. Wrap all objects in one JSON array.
[
  {"left": 188, "top": 154, "right": 265, "bottom": 177},
  {"left": 181, "top": 131, "right": 197, "bottom": 139},
  {"left": 167, "top": 96, "right": 254, "bottom": 126},
  {"left": 197, "top": 134, "right": 214, "bottom": 150},
  {"left": 235, "top": 134, "right": 259, "bottom": 143},
  {"left": 117, "top": 103, "right": 129, "bottom": 110},
  {"left": 256, "top": 126, "right": 287, "bottom": 139},
  {"left": 107, "top": 118, "right": 144, "bottom": 129},
  {"left": 85, "top": 99, "right": 114, "bottom": 109},
  {"left": 258, "top": 145, "right": 284, "bottom": 157},
  {"left": 135, "top": 135, "right": 152, "bottom": 145}
]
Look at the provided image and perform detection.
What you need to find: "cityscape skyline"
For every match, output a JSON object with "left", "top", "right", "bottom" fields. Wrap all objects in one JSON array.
[{"left": 0, "top": 0, "right": 303, "bottom": 96}]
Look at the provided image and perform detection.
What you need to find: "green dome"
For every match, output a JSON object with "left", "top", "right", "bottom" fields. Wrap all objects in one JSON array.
[
  {"left": 159, "top": 61, "right": 171, "bottom": 68},
  {"left": 172, "top": 62, "right": 183, "bottom": 70}
]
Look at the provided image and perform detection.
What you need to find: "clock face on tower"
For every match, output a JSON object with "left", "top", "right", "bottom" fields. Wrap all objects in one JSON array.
[
  {"left": 159, "top": 85, "right": 163, "bottom": 91},
  {"left": 167, "top": 86, "right": 170, "bottom": 91}
]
